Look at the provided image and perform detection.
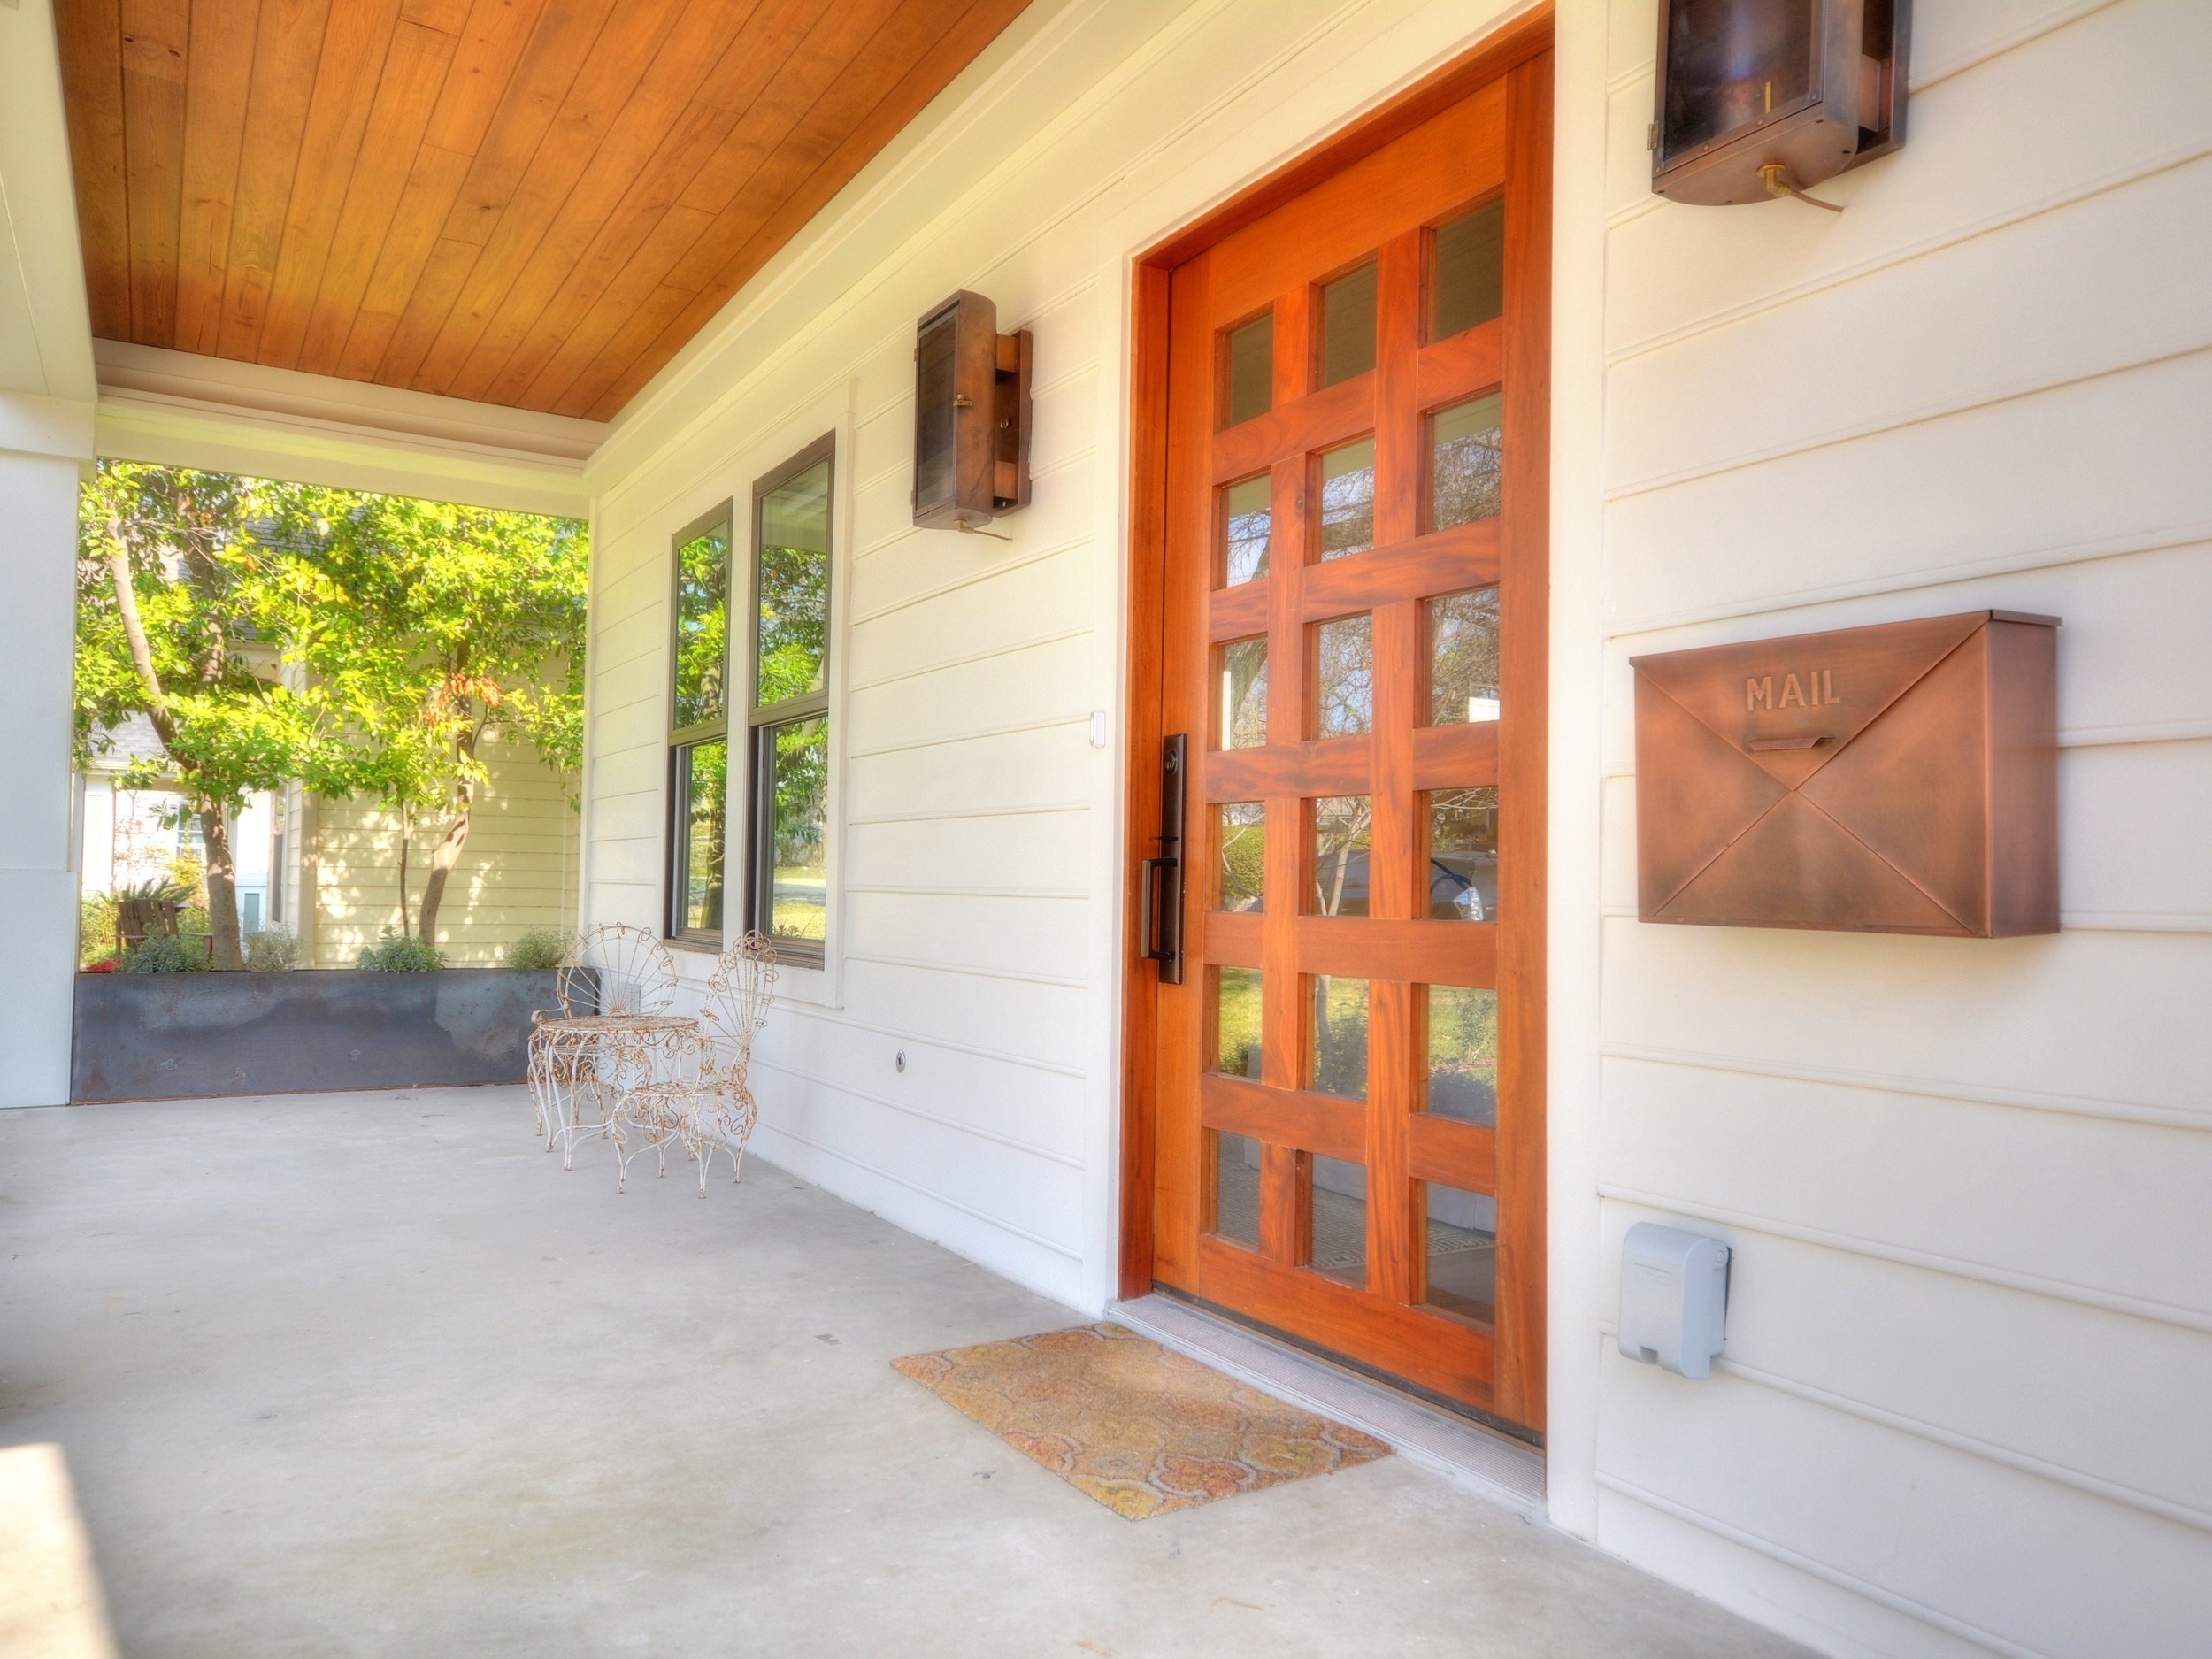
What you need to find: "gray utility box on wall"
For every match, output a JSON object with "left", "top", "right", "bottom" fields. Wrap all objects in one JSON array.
[{"left": 1619, "top": 1222, "right": 1732, "bottom": 1380}]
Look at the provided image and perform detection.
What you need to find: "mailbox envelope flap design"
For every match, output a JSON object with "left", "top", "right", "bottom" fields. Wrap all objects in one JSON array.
[
  {"left": 1631, "top": 611, "right": 2056, "bottom": 936},
  {"left": 1633, "top": 612, "right": 1985, "bottom": 790}
]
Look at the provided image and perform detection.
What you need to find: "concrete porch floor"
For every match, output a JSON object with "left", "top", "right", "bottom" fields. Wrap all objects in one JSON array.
[{"left": 0, "top": 1088, "right": 1812, "bottom": 1657}]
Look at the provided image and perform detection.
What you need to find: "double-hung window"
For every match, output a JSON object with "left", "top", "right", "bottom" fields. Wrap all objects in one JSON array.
[
  {"left": 745, "top": 439, "right": 834, "bottom": 966},
  {"left": 668, "top": 506, "right": 733, "bottom": 944}
]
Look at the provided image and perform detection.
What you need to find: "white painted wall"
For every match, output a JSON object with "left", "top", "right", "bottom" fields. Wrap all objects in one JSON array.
[
  {"left": 1566, "top": 2, "right": 2212, "bottom": 1655},
  {"left": 0, "top": 0, "right": 97, "bottom": 1108}
]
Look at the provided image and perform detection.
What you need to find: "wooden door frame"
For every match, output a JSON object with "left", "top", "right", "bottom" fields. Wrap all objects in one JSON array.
[{"left": 1118, "top": 5, "right": 1552, "bottom": 1425}]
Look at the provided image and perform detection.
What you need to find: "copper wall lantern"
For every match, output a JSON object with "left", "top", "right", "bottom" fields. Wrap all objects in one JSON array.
[
  {"left": 912, "top": 290, "right": 1033, "bottom": 531},
  {"left": 1632, "top": 611, "right": 2058, "bottom": 937},
  {"left": 1652, "top": 0, "right": 1909, "bottom": 208}
]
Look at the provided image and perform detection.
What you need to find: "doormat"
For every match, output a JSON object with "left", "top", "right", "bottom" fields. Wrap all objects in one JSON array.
[{"left": 892, "top": 1322, "right": 1388, "bottom": 1519}]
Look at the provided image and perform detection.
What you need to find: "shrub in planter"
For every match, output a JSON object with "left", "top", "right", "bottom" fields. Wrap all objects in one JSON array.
[
  {"left": 505, "top": 927, "right": 568, "bottom": 971},
  {"left": 81, "top": 893, "right": 119, "bottom": 967},
  {"left": 242, "top": 929, "right": 302, "bottom": 971},
  {"left": 122, "top": 934, "right": 207, "bottom": 973},
  {"left": 357, "top": 928, "right": 448, "bottom": 972}
]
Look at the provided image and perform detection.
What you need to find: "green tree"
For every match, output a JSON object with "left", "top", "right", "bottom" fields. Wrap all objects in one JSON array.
[
  {"left": 258, "top": 488, "right": 588, "bottom": 944},
  {"left": 75, "top": 463, "right": 354, "bottom": 969}
]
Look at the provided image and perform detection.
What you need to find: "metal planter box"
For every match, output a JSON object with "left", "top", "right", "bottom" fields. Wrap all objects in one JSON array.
[{"left": 71, "top": 970, "right": 569, "bottom": 1104}]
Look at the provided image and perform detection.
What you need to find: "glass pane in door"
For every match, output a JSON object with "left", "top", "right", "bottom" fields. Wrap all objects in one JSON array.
[
  {"left": 1427, "top": 588, "right": 1500, "bottom": 724},
  {"left": 1217, "top": 637, "right": 1269, "bottom": 749},
  {"left": 1215, "top": 967, "right": 1263, "bottom": 1077},
  {"left": 1432, "top": 200, "right": 1504, "bottom": 339},
  {"left": 1426, "top": 986, "right": 1497, "bottom": 1125},
  {"left": 1216, "top": 803, "right": 1265, "bottom": 910},
  {"left": 1423, "top": 1182, "right": 1496, "bottom": 1322},
  {"left": 1310, "top": 1155, "right": 1368, "bottom": 1286},
  {"left": 1310, "top": 796, "right": 1371, "bottom": 916},
  {"left": 1221, "top": 475, "right": 1272, "bottom": 585},
  {"left": 1317, "top": 439, "right": 1377, "bottom": 558},
  {"left": 1222, "top": 313, "right": 1274, "bottom": 426},
  {"left": 1320, "top": 261, "right": 1379, "bottom": 386},
  {"left": 1309, "top": 975, "right": 1369, "bottom": 1100},
  {"left": 1214, "top": 1132, "right": 1261, "bottom": 1248},
  {"left": 1428, "top": 787, "right": 1499, "bottom": 922},
  {"left": 1314, "top": 615, "right": 1373, "bottom": 737},
  {"left": 1430, "top": 394, "right": 1502, "bottom": 530}
]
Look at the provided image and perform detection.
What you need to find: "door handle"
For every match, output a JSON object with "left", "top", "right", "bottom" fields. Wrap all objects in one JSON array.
[{"left": 1140, "top": 734, "right": 1187, "bottom": 984}]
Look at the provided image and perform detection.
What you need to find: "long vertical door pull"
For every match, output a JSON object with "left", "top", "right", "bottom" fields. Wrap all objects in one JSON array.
[{"left": 1139, "top": 734, "right": 1186, "bottom": 983}]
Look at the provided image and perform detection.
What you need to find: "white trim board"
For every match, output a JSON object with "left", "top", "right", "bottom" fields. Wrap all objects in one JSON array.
[{"left": 92, "top": 341, "right": 603, "bottom": 516}]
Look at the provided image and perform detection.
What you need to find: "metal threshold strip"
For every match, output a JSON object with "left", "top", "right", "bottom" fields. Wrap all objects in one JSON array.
[{"left": 1108, "top": 1292, "right": 1547, "bottom": 1517}]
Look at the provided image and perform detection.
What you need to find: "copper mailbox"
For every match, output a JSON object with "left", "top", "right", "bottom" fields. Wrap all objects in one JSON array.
[{"left": 1632, "top": 611, "right": 2058, "bottom": 936}]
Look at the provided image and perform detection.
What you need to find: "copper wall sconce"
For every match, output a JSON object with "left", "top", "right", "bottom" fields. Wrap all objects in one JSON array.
[
  {"left": 1651, "top": 0, "right": 1910, "bottom": 209},
  {"left": 1632, "top": 611, "right": 2058, "bottom": 937},
  {"left": 912, "top": 289, "right": 1033, "bottom": 532}
]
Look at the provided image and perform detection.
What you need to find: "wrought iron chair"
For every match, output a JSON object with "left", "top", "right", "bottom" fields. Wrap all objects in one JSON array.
[
  {"left": 527, "top": 924, "right": 687, "bottom": 1169},
  {"left": 618, "top": 933, "right": 777, "bottom": 1195}
]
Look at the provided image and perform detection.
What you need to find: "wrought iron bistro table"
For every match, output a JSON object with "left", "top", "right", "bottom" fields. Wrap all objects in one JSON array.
[{"left": 527, "top": 1011, "right": 699, "bottom": 1174}]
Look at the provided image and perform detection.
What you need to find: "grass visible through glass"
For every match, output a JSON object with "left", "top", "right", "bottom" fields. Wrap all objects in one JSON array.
[
  {"left": 1215, "top": 967, "right": 1262, "bottom": 1078},
  {"left": 1309, "top": 975, "right": 1368, "bottom": 1101},
  {"left": 1426, "top": 985, "right": 1496, "bottom": 1125}
]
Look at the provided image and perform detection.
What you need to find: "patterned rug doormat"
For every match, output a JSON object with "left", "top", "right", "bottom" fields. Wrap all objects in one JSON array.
[{"left": 891, "top": 1322, "right": 1389, "bottom": 1519}]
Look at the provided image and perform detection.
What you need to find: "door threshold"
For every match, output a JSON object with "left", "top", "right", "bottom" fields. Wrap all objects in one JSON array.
[{"left": 1109, "top": 1291, "right": 1546, "bottom": 1517}]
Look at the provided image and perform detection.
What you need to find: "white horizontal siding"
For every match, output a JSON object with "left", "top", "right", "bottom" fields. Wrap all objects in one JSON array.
[{"left": 1589, "top": 0, "right": 2212, "bottom": 1651}]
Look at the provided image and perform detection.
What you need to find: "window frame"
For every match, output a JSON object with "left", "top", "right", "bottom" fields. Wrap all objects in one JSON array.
[
  {"left": 742, "top": 434, "right": 837, "bottom": 969},
  {"left": 665, "top": 501, "right": 735, "bottom": 948}
]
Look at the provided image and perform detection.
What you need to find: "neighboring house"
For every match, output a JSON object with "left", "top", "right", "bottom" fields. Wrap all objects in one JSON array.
[
  {"left": 273, "top": 725, "right": 580, "bottom": 968},
  {"left": 80, "top": 713, "right": 273, "bottom": 933},
  {"left": 80, "top": 717, "right": 577, "bottom": 965}
]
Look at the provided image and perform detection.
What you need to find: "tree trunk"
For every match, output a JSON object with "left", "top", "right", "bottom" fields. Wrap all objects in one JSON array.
[
  {"left": 199, "top": 802, "right": 245, "bottom": 970},
  {"left": 397, "top": 800, "right": 412, "bottom": 937},
  {"left": 416, "top": 728, "right": 480, "bottom": 945},
  {"left": 415, "top": 789, "right": 474, "bottom": 945}
]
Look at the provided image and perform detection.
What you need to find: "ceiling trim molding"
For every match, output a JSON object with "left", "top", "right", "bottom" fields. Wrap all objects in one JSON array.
[
  {"left": 96, "top": 342, "right": 606, "bottom": 464},
  {"left": 93, "top": 342, "right": 601, "bottom": 516}
]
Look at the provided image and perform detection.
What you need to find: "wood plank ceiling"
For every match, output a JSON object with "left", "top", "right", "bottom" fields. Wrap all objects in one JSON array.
[{"left": 54, "top": 0, "right": 1029, "bottom": 421}]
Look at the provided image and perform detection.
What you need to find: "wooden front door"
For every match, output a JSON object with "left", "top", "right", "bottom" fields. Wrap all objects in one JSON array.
[{"left": 1130, "top": 43, "right": 1549, "bottom": 1433}]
